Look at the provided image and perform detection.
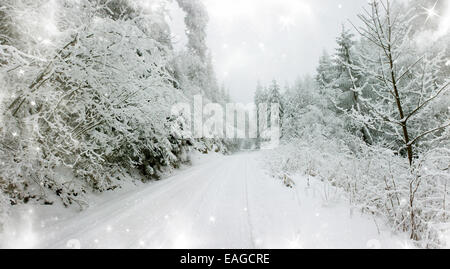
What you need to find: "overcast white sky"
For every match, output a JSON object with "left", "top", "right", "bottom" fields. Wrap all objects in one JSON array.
[
  {"left": 207, "top": 0, "right": 372, "bottom": 103},
  {"left": 169, "top": 0, "right": 369, "bottom": 102},
  {"left": 168, "top": 0, "right": 447, "bottom": 103}
]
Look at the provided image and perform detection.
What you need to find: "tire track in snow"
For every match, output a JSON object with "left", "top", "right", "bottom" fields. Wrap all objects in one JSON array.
[
  {"left": 145, "top": 159, "right": 230, "bottom": 248},
  {"left": 243, "top": 153, "right": 257, "bottom": 248}
]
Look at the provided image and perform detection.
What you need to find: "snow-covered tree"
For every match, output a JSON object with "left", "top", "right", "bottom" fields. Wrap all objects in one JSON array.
[
  {"left": 253, "top": 81, "right": 267, "bottom": 147},
  {"left": 175, "top": 0, "right": 208, "bottom": 61},
  {"left": 174, "top": 0, "right": 222, "bottom": 103},
  {"left": 350, "top": 0, "right": 449, "bottom": 166},
  {"left": 343, "top": 0, "right": 450, "bottom": 241},
  {"left": 315, "top": 50, "right": 334, "bottom": 90},
  {"left": 267, "top": 80, "right": 284, "bottom": 121}
]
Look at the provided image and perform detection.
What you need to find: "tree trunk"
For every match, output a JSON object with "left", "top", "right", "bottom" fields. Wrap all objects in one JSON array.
[{"left": 388, "top": 48, "right": 413, "bottom": 166}]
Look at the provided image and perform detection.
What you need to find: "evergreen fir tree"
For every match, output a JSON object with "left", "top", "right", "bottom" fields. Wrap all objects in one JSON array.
[{"left": 315, "top": 50, "right": 334, "bottom": 90}]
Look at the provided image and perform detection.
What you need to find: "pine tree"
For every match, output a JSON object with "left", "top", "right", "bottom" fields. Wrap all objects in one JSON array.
[
  {"left": 268, "top": 80, "right": 283, "bottom": 107},
  {"left": 329, "top": 26, "right": 373, "bottom": 144},
  {"left": 176, "top": 0, "right": 209, "bottom": 62},
  {"left": 267, "top": 80, "right": 284, "bottom": 131},
  {"left": 175, "top": 0, "right": 222, "bottom": 103},
  {"left": 333, "top": 26, "right": 362, "bottom": 108},
  {"left": 253, "top": 81, "right": 266, "bottom": 148},
  {"left": 315, "top": 50, "right": 334, "bottom": 90},
  {"left": 254, "top": 81, "right": 265, "bottom": 105}
]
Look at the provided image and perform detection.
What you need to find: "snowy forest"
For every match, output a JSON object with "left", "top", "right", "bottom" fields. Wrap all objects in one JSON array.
[
  {"left": 0, "top": 0, "right": 449, "bottom": 249},
  {"left": 0, "top": 0, "right": 232, "bottom": 205}
]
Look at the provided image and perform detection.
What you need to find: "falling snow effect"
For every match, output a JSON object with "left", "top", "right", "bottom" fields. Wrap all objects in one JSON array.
[{"left": 0, "top": 0, "right": 449, "bottom": 250}]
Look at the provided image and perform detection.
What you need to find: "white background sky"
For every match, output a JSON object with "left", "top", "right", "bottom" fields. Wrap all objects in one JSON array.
[
  {"left": 168, "top": 0, "right": 448, "bottom": 103},
  {"left": 206, "top": 0, "right": 371, "bottom": 103},
  {"left": 169, "top": 0, "right": 368, "bottom": 102}
]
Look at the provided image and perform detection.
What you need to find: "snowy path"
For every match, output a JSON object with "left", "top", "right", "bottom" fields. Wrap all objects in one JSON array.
[{"left": 5, "top": 152, "right": 411, "bottom": 249}]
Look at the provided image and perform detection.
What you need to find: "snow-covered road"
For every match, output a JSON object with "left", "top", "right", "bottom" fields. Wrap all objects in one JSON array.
[{"left": 3, "top": 152, "right": 412, "bottom": 249}]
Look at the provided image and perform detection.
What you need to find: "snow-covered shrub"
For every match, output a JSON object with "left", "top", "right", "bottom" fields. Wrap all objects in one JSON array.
[{"left": 264, "top": 135, "right": 450, "bottom": 248}]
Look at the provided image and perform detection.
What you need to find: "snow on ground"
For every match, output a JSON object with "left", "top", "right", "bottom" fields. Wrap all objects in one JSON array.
[{"left": 0, "top": 151, "right": 413, "bottom": 249}]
